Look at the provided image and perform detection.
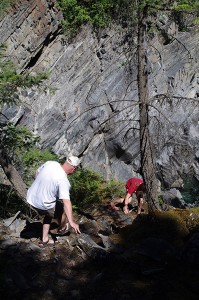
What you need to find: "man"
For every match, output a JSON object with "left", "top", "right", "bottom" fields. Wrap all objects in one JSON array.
[
  {"left": 110, "top": 177, "right": 146, "bottom": 215},
  {"left": 27, "top": 156, "right": 81, "bottom": 247}
]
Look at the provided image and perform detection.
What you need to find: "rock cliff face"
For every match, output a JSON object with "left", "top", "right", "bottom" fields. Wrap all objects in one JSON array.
[{"left": 1, "top": 0, "right": 199, "bottom": 191}]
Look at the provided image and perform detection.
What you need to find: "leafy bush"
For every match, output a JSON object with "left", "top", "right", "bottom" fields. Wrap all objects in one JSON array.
[
  {"left": 0, "top": 0, "right": 16, "bottom": 17},
  {"left": 0, "top": 44, "right": 49, "bottom": 106},
  {"left": 117, "top": 208, "right": 199, "bottom": 250},
  {"left": 0, "top": 43, "right": 52, "bottom": 183},
  {"left": 56, "top": 0, "right": 199, "bottom": 39},
  {"left": 104, "top": 177, "right": 125, "bottom": 199},
  {"left": 0, "top": 124, "right": 39, "bottom": 158},
  {"left": 57, "top": 0, "right": 91, "bottom": 37},
  {"left": 0, "top": 162, "right": 124, "bottom": 216},
  {"left": 0, "top": 120, "right": 57, "bottom": 183},
  {"left": 69, "top": 168, "right": 125, "bottom": 209},
  {"left": 21, "top": 147, "right": 58, "bottom": 185},
  {"left": 56, "top": 0, "right": 113, "bottom": 37},
  {"left": 181, "top": 176, "right": 199, "bottom": 204},
  {"left": 118, "top": 209, "right": 191, "bottom": 248},
  {"left": 0, "top": 43, "right": 51, "bottom": 217}
]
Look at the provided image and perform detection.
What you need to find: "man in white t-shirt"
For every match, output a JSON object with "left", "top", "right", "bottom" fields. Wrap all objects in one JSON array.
[{"left": 27, "top": 155, "right": 81, "bottom": 247}]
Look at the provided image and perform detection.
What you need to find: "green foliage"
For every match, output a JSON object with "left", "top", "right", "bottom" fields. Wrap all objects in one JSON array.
[
  {"left": 169, "top": 1, "right": 199, "bottom": 31},
  {"left": 88, "top": 0, "right": 113, "bottom": 27},
  {"left": 0, "top": 0, "right": 16, "bottom": 17},
  {"left": 56, "top": 0, "right": 88, "bottom": 38},
  {"left": 130, "top": 0, "right": 199, "bottom": 13},
  {"left": 0, "top": 44, "right": 49, "bottom": 106},
  {"left": 0, "top": 161, "right": 124, "bottom": 213},
  {"left": 138, "top": 0, "right": 161, "bottom": 10},
  {"left": 158, "top": 193, "right": 164, "bottom": 205},
  {"left": 69, "top": 168, "right": 105, "bottom": 208},
  {"left": 0, "top": 123, "right": 45, "bottom": 188},
  {"left": 0, "top": 43, "right": 52, "bottom": 177},
  {"left": 190, "top": 206, "right": 199, "bottom": 214},
  {"left": 104, "top": 178, "right": 125, "bottom": 199},
  {"left": 172, "top": 0, "right": 199, "bottom": 12},
  {"left": 0, "top": 123, "right": 39, "bottom": 157},
  {"left": 69, "top": 168, "right": 124, "bottom": 209},
  {"left": 0, "top": 119, "right": 58, "bottom": 185},
  {"left": 194, "top": 17, "right": 199, "bottom": 24},
  {"left": 0, "top": 43, "right": 52, "bottom": 215},
  {"left": 166, "top": 208, "right": 199, "bottom": 236},
  {"left": 118, "top": 210, "right": 191, "bottom": 248},
  {"left": 22, "top": 148, "right": 57, "bottom": 168},
  {"left": 56, "top": 0, "right": 199, "bottom": 39},
  {"left": 21, "top": 147, "right": 58, "bottom": 185},
  {"left": 181, "top": 176, "right": 199, "bottom": 203},
  {"left": 56, "top": 0, "right": 113, "bottom": 37}
]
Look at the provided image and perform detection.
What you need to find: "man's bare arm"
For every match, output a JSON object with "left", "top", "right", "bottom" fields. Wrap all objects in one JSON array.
[{"left": 62, "top": 199, "right": 81, "bottom": 233}]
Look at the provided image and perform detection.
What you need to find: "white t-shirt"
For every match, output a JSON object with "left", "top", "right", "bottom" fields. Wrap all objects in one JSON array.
[{"left": 27, "top": 161, "right": 71, "bottom": 210}]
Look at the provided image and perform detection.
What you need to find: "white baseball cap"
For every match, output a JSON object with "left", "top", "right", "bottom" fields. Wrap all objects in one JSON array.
[{"left": 67, "top": 156, "right": 81, "bottom": 167}]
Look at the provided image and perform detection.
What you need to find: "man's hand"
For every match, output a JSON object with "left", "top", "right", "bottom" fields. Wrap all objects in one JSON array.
[
  {"left": 63, "top": 199, "right": 81, "bottom": 234},
  {"left": 70, "top": 221, "right": 81, "bottom": 234},
  {"left": 123, "top": 205, "right": 129, "bottom": 214}
]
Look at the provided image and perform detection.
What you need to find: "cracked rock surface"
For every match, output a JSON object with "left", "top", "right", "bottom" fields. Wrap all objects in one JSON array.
[{"left": 1, "top": 201, "right": 199, "bottom": 300}]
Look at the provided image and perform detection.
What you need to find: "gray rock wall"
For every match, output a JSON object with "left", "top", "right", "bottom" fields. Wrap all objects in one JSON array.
[{"left": 0, "top": 0, "right": 199, "bottom": 190}]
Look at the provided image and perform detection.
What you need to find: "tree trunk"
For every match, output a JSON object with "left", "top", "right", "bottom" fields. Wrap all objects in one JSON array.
[
  {"left": 0, "top": 149, "right": 27, "bottom": 201},
  {"left": 137, "top": 7, "right": 160, "bottom": 213},
  {"left": 0, "top": 149, "right": 39, "bottom": 217}
]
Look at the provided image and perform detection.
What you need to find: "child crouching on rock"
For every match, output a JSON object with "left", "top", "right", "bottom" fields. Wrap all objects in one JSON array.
[{"left": 110, "top": 177, "right": 146, "bottom": 215}]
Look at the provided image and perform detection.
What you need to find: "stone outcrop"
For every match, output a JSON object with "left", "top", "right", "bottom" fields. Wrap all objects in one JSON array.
[
  {"left": 0, "top": 0, "right": 199, "bottom": 195},
  {"left": 1, "top": 202, "right": 199, "bottom": 299}
]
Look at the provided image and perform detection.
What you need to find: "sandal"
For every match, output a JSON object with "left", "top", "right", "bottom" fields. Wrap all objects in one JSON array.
[
  {"left": 38, "top": 239, "right": 55, "bottom": 248},
  {"left": 57, "top": 223, "right": 70, "bottom": 235}
]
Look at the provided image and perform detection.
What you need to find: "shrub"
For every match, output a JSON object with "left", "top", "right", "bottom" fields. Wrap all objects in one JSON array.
[
  {"left": 117, "top": 209, "right": 191, "bottom": 248},
  {"left": 56, "top": 0, "right": 113, "bottom": 38},
  {"left": 21, "top": 147, "right": 58, "bottom": 185},
  {"left": 70, "top": 168, "right": 124, "bottom": 209},
  {"left": 0, "top": 0, "right": 16, "bottom": 17},
  {"left": 104, "top": 178, "right": 125, "bottom": 199}
]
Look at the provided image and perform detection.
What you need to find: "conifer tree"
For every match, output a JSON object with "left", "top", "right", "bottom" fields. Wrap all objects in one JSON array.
[
  {"left": 137, "top": 0, "right": 198, "bottom": 212},
  {"left": 111, "top": 0, "right": 199, "bottom": 212},
  {"left": 0, "top": 45, "right": 48, "bottom": 200}
]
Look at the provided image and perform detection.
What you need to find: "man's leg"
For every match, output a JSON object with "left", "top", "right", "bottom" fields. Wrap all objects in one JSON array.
[
  {"left": 42, "top": 215, "right": 53, "bottom": 242},
  {"left": 110, "top": 198, "right": 124, "bottom": 210},
  {"left": 30, "top": 207, "right": 55, "bottom": 246}
]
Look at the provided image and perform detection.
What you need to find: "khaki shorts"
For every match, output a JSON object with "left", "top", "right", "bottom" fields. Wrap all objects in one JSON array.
[
  {"left": 35, "top": 207, "right": 55, "bottom": 218},
  {"left": 32, "top": 200, "right": 64, "bottom": 218}
]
